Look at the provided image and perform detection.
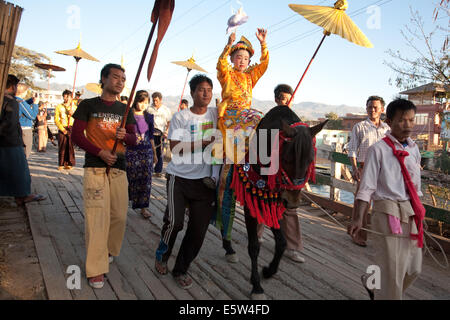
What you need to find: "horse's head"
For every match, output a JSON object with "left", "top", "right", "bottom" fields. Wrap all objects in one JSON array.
[{"left": 280, "top": 120, "right": 328, "bottom": 209}]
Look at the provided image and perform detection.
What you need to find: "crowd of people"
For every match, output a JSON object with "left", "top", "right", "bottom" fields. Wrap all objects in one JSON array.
[{"left": 0, "top": 28, "right": 426, "bottom": 300}]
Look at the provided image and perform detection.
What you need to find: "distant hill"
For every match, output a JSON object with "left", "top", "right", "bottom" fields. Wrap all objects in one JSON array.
[{"left": 38, "top": 81, "right": 365, "bottom": 120}]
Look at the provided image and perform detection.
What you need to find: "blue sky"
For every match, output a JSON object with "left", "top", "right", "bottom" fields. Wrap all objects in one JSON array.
[{"left": 11, "top": 0, "right": 443, "bottom": 108}]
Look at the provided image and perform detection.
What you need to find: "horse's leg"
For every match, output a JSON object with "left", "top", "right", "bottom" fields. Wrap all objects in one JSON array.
[
  {"left": 262, "top": 226, "right": 287, "bottom": 279},
  {"left": 244, "top": 206, "right": 264, "bottom": 297},
  {"left": 222, "top": 236, "right": 235, "bottom": 255}
]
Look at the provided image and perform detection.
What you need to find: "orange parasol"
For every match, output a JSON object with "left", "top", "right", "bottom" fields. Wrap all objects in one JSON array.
[
  {"left": 171, "top": 56, "right": 207, "bottom": 110},
  {"left": 34, "top": 63, "right": 66, "bottom": 93},
  {"left": 287, "top": 0, "right": 373, "bottom": 105},
  {"left": 55, "top": 41, "right": 99, "bottom": 97}
]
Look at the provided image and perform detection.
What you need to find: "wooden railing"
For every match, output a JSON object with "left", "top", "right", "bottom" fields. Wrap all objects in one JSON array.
[
  {"left": 303, "top": 145, "right": 450, "bottom": 253},
  {"left": 312, "top": 145, "right": 450, "bottom": 224}
]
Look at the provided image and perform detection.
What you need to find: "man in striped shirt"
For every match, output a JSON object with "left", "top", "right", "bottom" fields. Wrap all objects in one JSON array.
[{"left": 347, "top": 96, "right": 390, "bottom": 247}]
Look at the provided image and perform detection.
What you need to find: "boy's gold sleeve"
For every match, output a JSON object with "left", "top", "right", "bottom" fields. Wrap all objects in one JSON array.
[
  {"left": 217, "top": 44, "right": 232, "bottom": 84},
  {"left": 248, "top": 43, "right": 269, "bottom": 87}
]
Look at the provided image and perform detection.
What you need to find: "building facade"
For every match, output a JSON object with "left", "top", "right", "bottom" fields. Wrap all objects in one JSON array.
[{"left": 400, "top": 83, "right": 449, "bottom": 151}]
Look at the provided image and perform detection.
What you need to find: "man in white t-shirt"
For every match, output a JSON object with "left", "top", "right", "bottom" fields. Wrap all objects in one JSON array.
[
  {"left": 154, "top": 74, "right": 218, "bottom": 290},
  {"left": 147, "top": 92, "right": 172, "bottom": 177}
]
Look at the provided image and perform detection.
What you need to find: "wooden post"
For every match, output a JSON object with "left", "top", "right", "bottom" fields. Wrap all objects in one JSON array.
[
  {"left": 0, "top": 1, "right": 23, "bottom": 113},
  {"left": 329, "top": 143, "right": 341, "bottom": 201}
]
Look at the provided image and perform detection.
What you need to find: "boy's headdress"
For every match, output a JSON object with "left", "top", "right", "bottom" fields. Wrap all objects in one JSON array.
[{"left": 231, "top": 36, "right": 254, "bottom": 57}]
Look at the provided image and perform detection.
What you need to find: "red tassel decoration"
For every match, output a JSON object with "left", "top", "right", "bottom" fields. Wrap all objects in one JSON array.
[
  {"left": 271, "top": 201, "right": 276, "bottom": 222},
  {"left": 260, "top": 199, "right": 270, "bottom": 227},
  {"left": 253, "top": 195, "right": 263, "bottom": 224},
  {"left": 245, "top": 190, "right": 255, "bottom": 216}
]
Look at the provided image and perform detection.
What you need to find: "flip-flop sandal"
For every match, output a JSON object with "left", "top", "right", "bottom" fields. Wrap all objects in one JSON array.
[
  {"left": 140, "top": 209, "right": 152, "bottom": 218},
  {"left": 24, "top": 194, "right": 46, "bottom": 203},
  {"left": 361, "top": 274, "right": 375, "bottom": 300},
  {"left": 155, "top": 259, "right": 168, "bottom": 275},
  {"left": 174, "top": 274, "right": 193, "bottom": 290},
  {"left": 352, "top": 237, "right": 367, "bottom": 247}
]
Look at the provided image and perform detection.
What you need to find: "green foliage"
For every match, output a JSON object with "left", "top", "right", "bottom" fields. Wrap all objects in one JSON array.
[
  {"left": 325, "top": 112, "right": 339, "bottom": 120},
  {"left": 435, "top": 151, "right": 450, "bottom": 174},
  {"left": 324, "top": 112, "right": 344, "bottom": 129},
  {"left": 8, "top": 46, "right": 51, "bottom": 88}
]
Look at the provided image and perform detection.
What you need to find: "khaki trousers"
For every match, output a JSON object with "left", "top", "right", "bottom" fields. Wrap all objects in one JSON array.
[
  {"left": 37, "top": 126, "right": 48, "bottom": 151},
  {"left": 371, "top": 206, "right": 422, "bottom": 300},
  {"left": 257, "top": 208, "right": 303, "bottom": 251},
  {"left": 22, "top": 128, "right": 33, "bottom": 158},
  {"left": 83, "top": 168, "right": 129, "bottom": 278}
]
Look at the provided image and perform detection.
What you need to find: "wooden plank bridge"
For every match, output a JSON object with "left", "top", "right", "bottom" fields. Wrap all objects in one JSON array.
[{"left": 20, "top": 146, "right": 450, "bottom": 300}]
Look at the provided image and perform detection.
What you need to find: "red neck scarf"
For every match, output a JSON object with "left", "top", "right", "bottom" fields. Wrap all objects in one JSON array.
[{"left": 383, "top": 137, "right": 424, "bottom": 248}]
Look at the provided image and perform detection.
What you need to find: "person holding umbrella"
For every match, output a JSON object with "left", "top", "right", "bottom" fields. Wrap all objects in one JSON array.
[
  {"left": 35, "top": 101, "right": 49, "bottom": 152},
  {"left": 55, "top": 89, "right": 77, "bottom": 170},
  {"left": 71, "top": 63, "right": 137, "bottom": 289}
]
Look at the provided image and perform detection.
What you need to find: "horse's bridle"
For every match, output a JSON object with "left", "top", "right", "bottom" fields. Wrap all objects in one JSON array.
[{"left": 276, "top": 122, "right": 316, "bottom": 191}]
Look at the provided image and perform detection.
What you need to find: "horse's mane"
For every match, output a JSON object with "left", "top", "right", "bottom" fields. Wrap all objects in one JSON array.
[{"left": 291, "top": 126, "right": 314, "bottom": 178}]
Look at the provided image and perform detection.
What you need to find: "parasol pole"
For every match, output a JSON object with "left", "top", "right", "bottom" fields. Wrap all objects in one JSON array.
[
  {"left": 178, "top": 69, "right": 191, "bottom": 111},
  {"left": 72, "top": 57, "right": 81, "bottom": 97},
  {"left": 106, "top": 19, "right": 159, "bottom": 175},
  {"left": 47, "top": 69, "right": 51, "bottom": 93},
  {"left": 288, "top": 31, "right": 329, "bottom": 106}
]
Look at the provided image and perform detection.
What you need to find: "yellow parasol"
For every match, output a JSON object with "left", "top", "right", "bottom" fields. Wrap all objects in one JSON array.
[
  {"left": 287, "top": 0, "right": 373, "bottom": 104},
  {"left": 85, "top": 83, "right": 102, "bottom": 95},
  {"left": 171, "top": 56, "right": 208, "bottom": 111},
  {"left": 55, "top": 41, "right": 99, "bottom": 97}
]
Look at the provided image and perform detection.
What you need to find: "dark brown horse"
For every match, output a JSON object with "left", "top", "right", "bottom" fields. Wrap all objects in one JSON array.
[{"left": 222, "top": 106, "right": 327, "bottom": 299}]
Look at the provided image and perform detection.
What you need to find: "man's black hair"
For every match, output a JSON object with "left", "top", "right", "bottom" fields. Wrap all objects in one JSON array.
[
  {"left": 120, "top": 96, "right": 129, "bottom": 101},
  {"left": 100, "top": 63, "right": 125, "bottom": 89},
  {"left": 151, "top": 92, "right": 162, "bottom": 100},
  {"left": 181, "top": 99, "right": 189, "bottom": 105},
  {"left": 62, "top": 89, "right": 72, "bottom": 97},
  {"left": 274, "top": 84, "right": 293, "bottom": 100},
  {"left": 6, "top": 74, "right": 20, "bottom": 88},
  {"left": 366, "top": 95, "right": 385, "bottom": 108},
  {"left": 189, "top": 74, "right": 213, "bottom": 93},
  {"left": 386, "top": 99, "right": 416, "bottom": 120}
]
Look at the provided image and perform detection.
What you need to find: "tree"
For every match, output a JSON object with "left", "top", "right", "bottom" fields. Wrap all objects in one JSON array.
[
  {"left": 325, "top": 112, "right": 343, "bottom": 130},
  {"left": 384, "top": 6, "right": 449, "bottom": 91},
  {"left": 8, "top": 46, "right": 51, "bottom": 88},
  {"left": 433, "top": 0, "right": 449, "bottom": 52}
]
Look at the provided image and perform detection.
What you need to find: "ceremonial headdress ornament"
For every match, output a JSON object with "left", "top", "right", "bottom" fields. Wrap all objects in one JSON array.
[{"left": 231, "top": 36, "right": 254, "bottom": 57}]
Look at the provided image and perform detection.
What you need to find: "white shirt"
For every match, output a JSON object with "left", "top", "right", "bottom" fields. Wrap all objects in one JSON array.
[
  {"left": 146, "top": 104, "right": 172, "bottom": 133},
  {"left": 347, "top": 118, "right": 390, "bottom": 163},
  {"left": 166, "top": 107, "right": 218, "bottom": 179},
  {"left": 356, "top": 132, "right": 423, "bottom": 203}
]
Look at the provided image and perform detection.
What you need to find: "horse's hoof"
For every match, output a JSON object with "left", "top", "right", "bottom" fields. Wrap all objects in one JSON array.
[
  {"left": 251, "top": 293, "right": 267, "bottom": 300},
  {"left": 225, "top": 253, "right": 239, "bottom": 263},
  {"left": 262, "top": 266, "right": 275, "bottom": 279}
]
